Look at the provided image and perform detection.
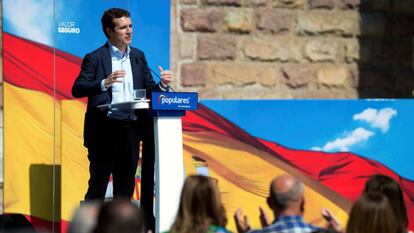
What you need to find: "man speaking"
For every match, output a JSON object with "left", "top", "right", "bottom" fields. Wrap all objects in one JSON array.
[{"left": 71, "top": 7, "right": 173, "bottom": 230}]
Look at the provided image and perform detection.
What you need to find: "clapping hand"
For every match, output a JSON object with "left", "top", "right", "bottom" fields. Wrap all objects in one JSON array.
[{"left": 234, "top": 208, "right": 251, "bottom": 233}]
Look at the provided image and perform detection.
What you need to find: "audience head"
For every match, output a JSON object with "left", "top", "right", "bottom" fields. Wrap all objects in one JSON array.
[
  {"left": 68, "top": 201, "right": 102, "bottom": 233},
  {"left": 267, "top": 174, "right": 305, "bottom": 216},
  {"left": 170, "top": 175, "right": 227, "bottom": 233},
  {"left": 346, "top": 191, "right": 402, "bottom": 233},
  {"left": 363, "top": 174, "right": 408, "bottom": 229},
  {"left": 93, "top": 198, "right": 144, "bottom": 233}
]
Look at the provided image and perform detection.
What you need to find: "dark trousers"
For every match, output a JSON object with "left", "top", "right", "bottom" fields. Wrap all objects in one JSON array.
[
  {"left": 83, "top": 114, "right": 156, "bottom": 231},
  {"left": 84, "top": 118, "right": 141, "bottom": 200}
]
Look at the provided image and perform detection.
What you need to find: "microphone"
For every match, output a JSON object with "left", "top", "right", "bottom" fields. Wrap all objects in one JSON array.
[{"left": 138, "top": 57, "right": 176, "bottom": 92}]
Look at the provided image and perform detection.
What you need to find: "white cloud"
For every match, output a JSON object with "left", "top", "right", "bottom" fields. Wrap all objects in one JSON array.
[
  {"left": 311, "top": 146, "right": 322, "bottom": 151},
  {"left": 3, "top": 0, "right": 54, "bottom": 46},
  {"left": 311, "top": 127, "right": 374, "bottom": 152},
  {"left": 353, "top": 108, "right": 397, "bottom": 133}
]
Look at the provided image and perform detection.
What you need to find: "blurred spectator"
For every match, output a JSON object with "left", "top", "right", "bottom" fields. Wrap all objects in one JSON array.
[
  {"left": 363, "top": 174, "right": 411, "bottom": 233},
  {"left": 234, "top": 174, "right": 320, "bottom": 233},
  {"left": 0, "top": 214, "right": 37, "bottom": 233},
  {"left": 346, "top": 191, "right": 402, "bottom": 233},
  {"left": 93, "top": 198, "right": 144, "bottom": 233},
  {"left": 68, "top": 201, "right": 102, "bottom": 233},
  {"left": 167, "top": 175, "right": 230, "bottom": 233}
]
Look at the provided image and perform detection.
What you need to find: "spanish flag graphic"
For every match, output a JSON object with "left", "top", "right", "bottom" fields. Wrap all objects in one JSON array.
[{"left": 3, "top": 32, "right": 414, "bottom": 232}]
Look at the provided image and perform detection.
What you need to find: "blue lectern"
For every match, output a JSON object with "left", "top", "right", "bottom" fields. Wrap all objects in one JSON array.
[{"left": 150, "top": 92, "right": 198, "bottom": 232}]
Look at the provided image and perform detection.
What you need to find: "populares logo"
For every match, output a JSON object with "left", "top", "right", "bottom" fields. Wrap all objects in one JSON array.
[
  {"left": 158, "top": 94, "right": 191, "bottom": 105},
  {"left": 57, "top": 21, "right": 80, "bottom": 34}
]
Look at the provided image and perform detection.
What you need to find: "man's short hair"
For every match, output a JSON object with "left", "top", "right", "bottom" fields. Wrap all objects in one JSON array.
[
  {"left": 271, "top": 179, "right": 304, "bottom": 210},
  {"left": 93, "top": 198, "right": 144, "bottom": 233},
  {"left": 101, "top": 8, "right": 130, "bottom": 38}
]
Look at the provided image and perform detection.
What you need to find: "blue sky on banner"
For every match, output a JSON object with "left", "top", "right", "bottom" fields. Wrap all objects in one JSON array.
[
  {"left": 202, "top": 99, "right": 414, "bottom": 180},
  {"left": 2, "top": 0, "right": 170, "bottom": 70}
]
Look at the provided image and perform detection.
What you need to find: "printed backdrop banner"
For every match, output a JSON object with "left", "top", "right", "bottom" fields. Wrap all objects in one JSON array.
[
  {"left": 2, "top": 0, "right": 170, "bottom": 232},
  {"left": 3, "top": 0, "right": 414, "bottom": 233}
]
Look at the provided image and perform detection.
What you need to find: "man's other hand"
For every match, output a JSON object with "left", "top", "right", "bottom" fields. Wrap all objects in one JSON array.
[
  {"left": 104, "top": 70, "right": 125, "bottom": 87},
  {"left": 158, "top": 66, "right": 173, "bottom": 87}
]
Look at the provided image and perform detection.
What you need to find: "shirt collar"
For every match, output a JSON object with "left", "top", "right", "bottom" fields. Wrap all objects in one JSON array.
[
  {"left": 273, "top": 215, "right": 303, "bottom": 224},
  {"left": 108, "top": 41, "right": 130, "bottom": 59}
]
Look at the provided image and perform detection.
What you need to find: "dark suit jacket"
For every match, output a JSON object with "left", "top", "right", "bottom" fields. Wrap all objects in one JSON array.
[{"left": 72, "top": 43, "right": 162, "bottom": 148}]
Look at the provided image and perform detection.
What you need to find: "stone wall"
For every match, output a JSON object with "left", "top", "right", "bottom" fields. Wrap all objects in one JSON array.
[{"left": 171, "top": 0, "right": 414, "bottom": 98}]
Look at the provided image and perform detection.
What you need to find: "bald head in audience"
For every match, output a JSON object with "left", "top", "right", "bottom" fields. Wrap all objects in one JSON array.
[
  {"left": 234, "top": 174, "right": 320, "bottom": 233},
  {"left": 268, "top": 174, "right": 305, "bottom": 216}
]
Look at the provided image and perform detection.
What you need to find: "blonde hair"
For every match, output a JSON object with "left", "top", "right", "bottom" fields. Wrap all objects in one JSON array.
[{"left": 170, "top": 175, "right": 227, "bottom": 233}]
